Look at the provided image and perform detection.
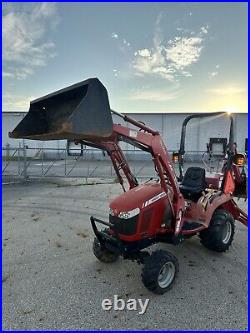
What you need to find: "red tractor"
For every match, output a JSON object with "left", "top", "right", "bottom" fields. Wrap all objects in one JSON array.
[{"left": 10, "top": 78, "right": 248, "bottom": 294}]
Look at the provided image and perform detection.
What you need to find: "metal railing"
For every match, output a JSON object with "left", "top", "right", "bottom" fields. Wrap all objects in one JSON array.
[{"left": 2, "top": 146, "right": 234, "bottom": 180}]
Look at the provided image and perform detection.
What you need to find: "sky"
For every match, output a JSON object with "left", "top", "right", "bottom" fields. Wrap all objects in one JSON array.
[{"left": 2, "top": 2, "right": 248, "bottom": 113}]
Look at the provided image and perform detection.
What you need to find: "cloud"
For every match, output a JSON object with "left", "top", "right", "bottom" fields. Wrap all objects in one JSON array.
[
  {"left": 3, "top": 72, "right": 15, "bottom": 78},
  {"left": 111, "top": 32, "right": 131, "bottom": 52},
  {"left": 110, "top": 33, "right": 131, "bottom": 75},
  {"left": 129, "top": 84, "right": 179, "bottom": 102},
  {"left": 113, "top": 69, "right": 118, "bottom": 77},
  {"left": 201, "top": 25, "right": 209, "bottom": 34},
  {"left": 136, "top": 49, "right": 151, "bottom": 57},
  {"left": 208, "top": 64, "right": 220, "bottom": 79},
  {"left": 208, "top": 71, "right": 218, "bottom": 79},
  {"left": 206, "top": 86, "right": 246, "bottom": 95},
  {"left": 129, "top": 89, "right": 178, "bottom": 102},
  {"left": 2, "top": 94, "right": 37, "bottom": 111},
  {"left": 3, "top": 67, "right": 35, "bottom": 80},
  {"left": 111, "top": 32, "right": 119, "bottom": 39},
  {"left": 166, "top": 36, "right": 203, "bottom": 70},
  {"left": 133, "top": 15, "right": 208, "bottom": 81},
  {"left": 123, "top": 39, "right": 130, "bottom": 47},
  {"left": 3, "top": 3, "right": 59, "bottom": 80}
]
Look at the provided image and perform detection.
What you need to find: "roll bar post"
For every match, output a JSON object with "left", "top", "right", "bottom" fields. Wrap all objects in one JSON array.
[{"left": 178, "top": 112, "right": 234, "bottom": 179}]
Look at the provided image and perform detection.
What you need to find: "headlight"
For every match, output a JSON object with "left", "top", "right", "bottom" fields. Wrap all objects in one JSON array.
[
  {"left": 118, "top": 207, "right": 140, "bottom": 219},
  {"left": 118, "top": 211, "right": 130, "bottom": 219}
]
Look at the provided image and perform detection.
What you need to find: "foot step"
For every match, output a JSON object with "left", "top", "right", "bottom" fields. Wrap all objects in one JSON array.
[{"left": 182, "top": 221, "right": 203, "bottom": 231}]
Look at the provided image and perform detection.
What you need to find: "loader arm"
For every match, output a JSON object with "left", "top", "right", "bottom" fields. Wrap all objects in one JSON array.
[
  {"left": 80, "top": 119, "right": 182, "bottom": 203},
  {"left": 111, "top": 116, "right": 182, "bottom": 202},
  {"left": 78, "top": 138, "right": 138, "bottom": 191}
]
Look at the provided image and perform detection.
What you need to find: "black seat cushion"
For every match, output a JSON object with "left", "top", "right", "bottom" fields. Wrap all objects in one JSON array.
[{"left": 179, "top": 167, "right": 206, "bottom": 201}]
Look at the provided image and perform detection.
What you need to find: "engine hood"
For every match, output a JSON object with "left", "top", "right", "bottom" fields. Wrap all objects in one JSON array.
[{"left": 109, "top": 182, "right": 167, "bottom": 215}]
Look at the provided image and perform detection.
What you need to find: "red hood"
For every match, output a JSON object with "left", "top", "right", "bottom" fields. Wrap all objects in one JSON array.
[{"left": 110, "top": 182, "right": 166, "bottom": 214}]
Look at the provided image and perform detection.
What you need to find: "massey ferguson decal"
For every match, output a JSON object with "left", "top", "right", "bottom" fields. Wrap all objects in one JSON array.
[{"left": 143, "top": 192, "right": 167, "bottom": 207}]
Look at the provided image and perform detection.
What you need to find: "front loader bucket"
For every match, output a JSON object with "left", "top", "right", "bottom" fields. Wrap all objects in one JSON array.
[{"left": 9, "top": 78, "right": 113, "bottom": 141}]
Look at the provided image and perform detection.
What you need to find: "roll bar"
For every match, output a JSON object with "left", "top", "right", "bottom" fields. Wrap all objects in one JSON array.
[{"left": 178, "top": 112, "right": 234, "bottom": 179}]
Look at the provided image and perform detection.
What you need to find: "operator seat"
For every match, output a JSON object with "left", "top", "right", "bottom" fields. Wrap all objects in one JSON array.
[{"left": 179, "top": 167, "right": 207, "bottom": 202}]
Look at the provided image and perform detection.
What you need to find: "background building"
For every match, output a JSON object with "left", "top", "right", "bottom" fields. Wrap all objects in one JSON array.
[{"left": 2, "top": 111, "right": 248, "bottom": 159}]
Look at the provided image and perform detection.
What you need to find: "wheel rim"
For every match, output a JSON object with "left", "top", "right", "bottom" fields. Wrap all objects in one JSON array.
[
  {"left": 157, "top": 262, "right": 175, "bottom": 288},
  {"left": 222, "top": 221, "right": 232, "bottom": 244}
]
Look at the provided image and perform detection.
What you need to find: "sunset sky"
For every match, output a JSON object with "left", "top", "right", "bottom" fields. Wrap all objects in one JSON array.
[{"left": 2, "top": 2, "right": 248, "bottom": 113}]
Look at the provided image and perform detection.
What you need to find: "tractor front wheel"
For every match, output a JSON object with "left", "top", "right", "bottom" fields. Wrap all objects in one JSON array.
[
  {"left": 199, "top": 209, "right": 235, "bottom": 252},
  {"left": 93, "top": 232, "right": 119, "bottom": 263},
  {"left": 141, "top": 250, "right": 178, "bottom": 294}
]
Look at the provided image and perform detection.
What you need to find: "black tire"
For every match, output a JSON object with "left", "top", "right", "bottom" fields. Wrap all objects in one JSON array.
[
  {"left": 93, "top": 230, "right": 119, "bottom": 263},
  {"left": 141, "top": 250, "right": 179, "bottom": 294},
  {"left": 199, "top": 209, "right": 235, "bottom": 252}
]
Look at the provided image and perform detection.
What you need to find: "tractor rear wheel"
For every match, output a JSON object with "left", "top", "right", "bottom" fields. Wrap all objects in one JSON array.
[
  {"left": 93, "top": 231, "right": 119, "bottom": 263},
  {"left": 199, "top": 209, "right": 235, "bottom": 252},
  {"left": 141, "top": 250, "right": 178, "bottom": 294}
]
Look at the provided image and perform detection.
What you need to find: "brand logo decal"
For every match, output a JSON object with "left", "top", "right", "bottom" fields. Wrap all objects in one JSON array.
[{"left": 143, "top": 192, "right": 167, "bottom": 207}]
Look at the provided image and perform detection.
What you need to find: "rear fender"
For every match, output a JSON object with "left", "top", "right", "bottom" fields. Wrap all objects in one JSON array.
[
  {"left": 204, "top": 193, "right": 248, "bottom": 227},
  {"left": 222, "top": 199, "right": 248, "bottom": 226},
  {"left": 189, "top": 193, "right": 239, "bottom": 228}
]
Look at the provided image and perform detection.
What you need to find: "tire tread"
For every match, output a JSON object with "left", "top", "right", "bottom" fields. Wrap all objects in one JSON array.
[
  {"left": 141, "top": 249, "right": 179, "bottom": 294},
  {"left": 199, "top": 209, "right": 235, "bottom": 252}
]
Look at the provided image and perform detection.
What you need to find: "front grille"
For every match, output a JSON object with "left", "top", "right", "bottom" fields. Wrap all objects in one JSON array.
[
  {"left": 140, "top": 208, "right": 153, "bottom": 233},
  {"left": 109, "top": 214, "right": 138, "bottom": 235}
]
